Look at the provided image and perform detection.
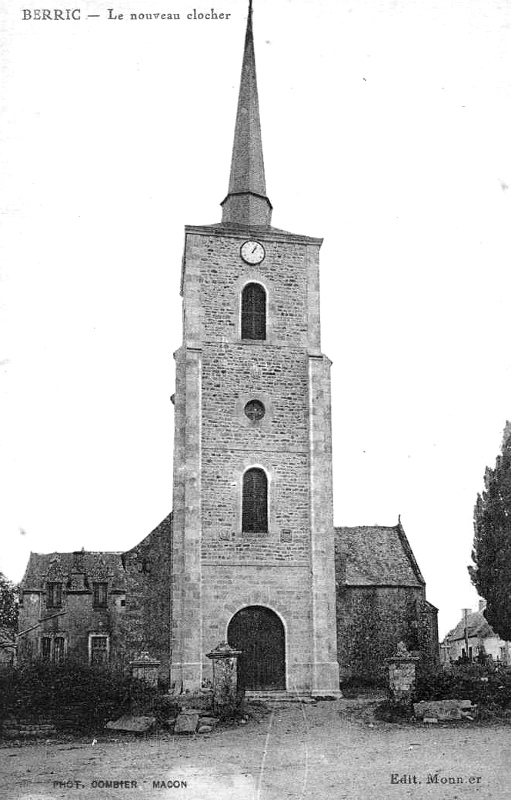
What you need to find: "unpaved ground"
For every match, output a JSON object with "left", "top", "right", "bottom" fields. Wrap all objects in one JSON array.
[{"left": 1, "top": 699, "right": 510, "bottom": 800}]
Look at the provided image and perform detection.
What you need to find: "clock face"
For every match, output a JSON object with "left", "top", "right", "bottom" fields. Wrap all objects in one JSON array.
[{"left": 241, "top": 240, "right": 265, "bottom": 265}]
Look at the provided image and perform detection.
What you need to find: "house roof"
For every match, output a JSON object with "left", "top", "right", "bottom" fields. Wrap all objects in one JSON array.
[
  {"left": 335, "top": 522, "right": 425, "bottom": 587},
  {"left": 20, "top": 551, "right": 127, "bottom": 592},
  {"left": 19, "top": 513, "right": 173, "bottom": 592},
  {"left": 444, "top": 609, "right": 494, "bottom": 643}
]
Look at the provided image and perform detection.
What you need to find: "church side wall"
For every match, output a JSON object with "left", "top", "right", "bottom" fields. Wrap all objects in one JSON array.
[
  {"left": 336, "top": 585, "right": 431, "bottom": 684},
  {"left": 123, "top": 518, "right": 172, "bottom": 681}
]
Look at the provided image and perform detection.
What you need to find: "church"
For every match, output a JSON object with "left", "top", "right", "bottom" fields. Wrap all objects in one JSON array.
[{"left": 18, "top": 4, "right": 438, "bottom": 693}]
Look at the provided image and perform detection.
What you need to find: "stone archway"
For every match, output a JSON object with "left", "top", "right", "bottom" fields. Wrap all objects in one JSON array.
[{"left": 227, "top": 606, "right": 286, "bottom": 691}]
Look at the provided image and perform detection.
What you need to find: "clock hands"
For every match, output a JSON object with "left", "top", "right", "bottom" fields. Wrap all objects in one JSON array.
[{"left": 241, "top": 241, "right": 265, "bottom": 264}]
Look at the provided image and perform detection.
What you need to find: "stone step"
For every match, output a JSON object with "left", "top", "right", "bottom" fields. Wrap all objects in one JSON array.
[{"left": 245, "top": 691, "right": 319, "bottom": 703}]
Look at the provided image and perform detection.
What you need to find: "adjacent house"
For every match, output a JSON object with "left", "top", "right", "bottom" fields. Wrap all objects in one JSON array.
[
  {"left": 17, "top": 515, "right": 172, "bottom": 678},
  {"left": 18, "top": 549, "right": 128, "bottom": 666},
  {"left": 442, "top": 601, "right": 511, "bottom": 665}
]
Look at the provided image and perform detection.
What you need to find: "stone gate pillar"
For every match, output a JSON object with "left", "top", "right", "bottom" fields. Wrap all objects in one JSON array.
[
  {"left": 130, "top": 651, "right": 161, "bottom": 687},
  {"left": 386, "top": 642, "right": 419, "bottom": 701},
  {"left": 206, "top": 642, "right": 242, "bottom": 712}
]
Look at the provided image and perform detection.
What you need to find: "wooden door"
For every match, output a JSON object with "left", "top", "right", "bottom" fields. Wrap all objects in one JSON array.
[{"left": 228, "top": 606, "right": 285, "bottom": 690}]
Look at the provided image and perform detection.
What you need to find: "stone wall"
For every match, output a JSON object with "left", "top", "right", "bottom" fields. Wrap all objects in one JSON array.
[
  {"left": 17, "top": 518, "right": 172, "bottom": 678},
  {"left": 17, "top": 588, "right": 127, "bottom": 666},
  {"left": 187, "top": 232, "right": 313, "bottom": 347},
  {"left": 122, "top": 514, "right": 172, "bottom": 681},
  {"left": 201, "top": 564, "right": 313, "bottom": 690},
  {"left": 336, "top": 585, "right": 437, "bottom": 684},
  {"left": 170, "top": 224, "right": 340, "bottom": 693}
]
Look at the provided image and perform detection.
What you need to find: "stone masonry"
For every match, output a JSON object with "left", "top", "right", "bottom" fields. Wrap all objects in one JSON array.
[{"left": 170, "top": 225, "right": 340, "bottom": 695}]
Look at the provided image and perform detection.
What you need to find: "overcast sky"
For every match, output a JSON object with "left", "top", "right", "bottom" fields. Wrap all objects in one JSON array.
[{"left": 1, "top": 0, "right": 510, "bottom": 638}]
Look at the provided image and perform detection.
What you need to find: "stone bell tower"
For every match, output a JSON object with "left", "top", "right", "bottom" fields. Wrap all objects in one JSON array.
[{"left": 170, "top": 1, "right": 340, "bottom": 695}]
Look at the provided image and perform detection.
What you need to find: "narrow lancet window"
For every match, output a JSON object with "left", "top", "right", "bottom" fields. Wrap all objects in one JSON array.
[
  {"left": 241, "top": 283, "right": 266, "bottom": 340},
  {"left": 242, "top": 468, "right": 268, "bottom": 532}
]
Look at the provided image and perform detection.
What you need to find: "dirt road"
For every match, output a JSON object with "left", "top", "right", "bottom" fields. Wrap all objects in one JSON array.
[{"left": 1, "top": 699, "right": 510, "bottom": 800}]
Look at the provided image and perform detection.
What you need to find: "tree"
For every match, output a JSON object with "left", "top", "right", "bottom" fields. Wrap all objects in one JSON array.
[
  {"left": 0, "top": 572, "right": 18, "bottom": 631},
  {"left": 469, "top": 422, "right": 511, "bottom": 641}
]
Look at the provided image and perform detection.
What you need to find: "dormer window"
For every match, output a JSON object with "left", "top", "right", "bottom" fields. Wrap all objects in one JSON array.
[
  {"left": 46, "top": 582, "right": 62, "bottom": 608},
  {"left": 93, "top": 582, "right": 108, "bottom": 609}
]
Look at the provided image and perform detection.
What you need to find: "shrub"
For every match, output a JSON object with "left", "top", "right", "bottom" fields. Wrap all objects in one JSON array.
[
  {"left": 414, "top": 662, "right": 511, "bottom": 712},
  {"left": 374, "top": 700, "right": 412, "bottom": 723},
  {"left": 0, "top": 660, "right": 172, "bottom": 731},
  {"left": 340, "top": 675, "right": 386, "bottom": 697},
  {"left": 178, "top": 691, "right": 213, "bottom": 713},
  {"left": 151, "top": 695, "right": 181, "bottom": 723}
]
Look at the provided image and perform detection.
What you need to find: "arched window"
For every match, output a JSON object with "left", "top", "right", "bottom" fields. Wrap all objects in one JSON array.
[
  {"left": 241, "top": 283, "right": 266, "bottom": 340},
  {"left": 242, "top": 468, "right": 268, "bottom": 532}
]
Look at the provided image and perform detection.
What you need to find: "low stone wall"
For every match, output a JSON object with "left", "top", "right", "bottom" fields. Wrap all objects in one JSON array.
[{"left": 2, "top": 720, "right": 57, "bottom": 739}]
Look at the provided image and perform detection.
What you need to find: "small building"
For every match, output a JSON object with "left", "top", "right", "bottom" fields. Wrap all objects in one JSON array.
[
  {"left": 17, "top": 514, "right": 172, "bottom": 679},
  {"left": 442, "top": 601, "right": 511, "bottom": 664},
  {"left": 18, "top": 549, "right": 128, "bottom": 666},
  {"left": 335, "top": 522, "right": 439, "bottom": 683}
]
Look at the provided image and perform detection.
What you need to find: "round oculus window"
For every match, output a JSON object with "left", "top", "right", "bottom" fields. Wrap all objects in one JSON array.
[{"left": 244, "top": 399, "right": 265, "bottom": 421}]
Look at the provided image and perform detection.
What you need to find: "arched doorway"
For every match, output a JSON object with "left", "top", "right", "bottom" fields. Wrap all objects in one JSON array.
[{"left": 227, "top": 606, "right": 286, "bottom": 690}]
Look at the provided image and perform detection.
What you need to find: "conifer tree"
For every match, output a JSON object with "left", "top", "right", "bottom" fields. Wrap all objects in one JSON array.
[{"left": 469, "top": 422, "right": 511, "bottom": 641}]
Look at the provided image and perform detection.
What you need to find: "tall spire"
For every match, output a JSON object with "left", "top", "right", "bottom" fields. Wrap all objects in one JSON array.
[{"left": 221, "top": 0, "right": 272, "bottom": 226}]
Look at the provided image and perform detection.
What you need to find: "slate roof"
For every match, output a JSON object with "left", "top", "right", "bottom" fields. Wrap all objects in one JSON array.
[
  {"left": 19, "top": 513, "right": 174, "bottom": 592},
  {"left": 335, "top": 522, "right": 425, "bottom": 587},
  {"left": 444, "top": 609, "right": 495, "bottom": 642},
  {"left": 20, "top": 551, "right": 127, "bottom": 592}
]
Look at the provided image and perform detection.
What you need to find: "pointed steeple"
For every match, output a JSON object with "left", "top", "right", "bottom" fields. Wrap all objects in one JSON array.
[{"left": 221, "top": 0, "right": 272, "bottom": 226}]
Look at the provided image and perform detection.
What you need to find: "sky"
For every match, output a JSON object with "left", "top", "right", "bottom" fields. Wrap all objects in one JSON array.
[{"left": 1, "top": 0, "right": 510, "bottom": 639}]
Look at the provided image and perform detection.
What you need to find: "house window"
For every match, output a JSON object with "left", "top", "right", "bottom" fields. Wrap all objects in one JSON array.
[
  {"left": 54, "top": 637, "right": 66, "bottom": 663},
  {"left": 241, "top": 283, "right": 266, "bottom": 340},
  {"left": 40, "top": 635, "right": 66, "bottom": 663},
  {"left": 242, "top": 468, "right": 268, "bottom": 533},
  {"left": 46, "top": 582, "right": 62, "bottom": 608},
  {"left": 41, "top": 637, "right": 52, "bottom": 660},
  {"left": 89, "top": 635, "right": 109, "bottom": 666},
  {"left": 93, "top": 582, "right": 108, "bottom": 608}
]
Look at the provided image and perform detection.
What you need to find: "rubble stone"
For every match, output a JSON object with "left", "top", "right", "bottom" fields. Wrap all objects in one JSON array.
[
  {"left": 174, "top": 712, "right": 199, "bottom": 734},
  {"left": 413, "top": 699, "right": 474, "bottom": 721},
  {"left": 105, "top": 715, "right": 156, "bottom": 733}
]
